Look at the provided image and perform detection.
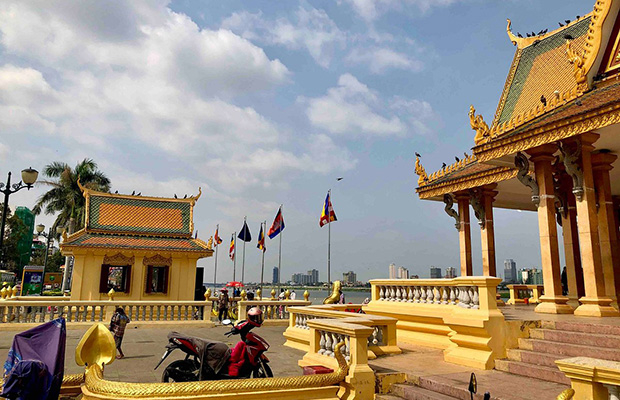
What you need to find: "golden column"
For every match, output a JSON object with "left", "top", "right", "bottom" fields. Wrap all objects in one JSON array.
[
  {"left": 527, "top": 145, "right": 572, "bottom": 313},
  {"left": 563, "top": 133, "right": 619, "bottom": 317},
  {"left": 480, "top": 185, "right": 497, "bottom": 277},
  {"left": 455, "top": 191, "right": 473, "bottom": 276},
  {"left": 561, "top": 198, "right": 585, "bottom": 309},
  {"left": 592, "top": 151, "right": 620, "bottom": 309}
]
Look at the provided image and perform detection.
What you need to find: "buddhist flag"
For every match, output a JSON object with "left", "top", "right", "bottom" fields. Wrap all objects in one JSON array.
[
  {"left": 268, "top": 207, "right": 285, "bottom": 239},
  {"left": 238, "top": 220, "right": 252, "bottom": 242},
  {"left": 319, "top": 192, "right": 337, "bottom": 227},
  {"left": 229, "top": 234, "right": 235, "bottom": 261},
  {"left": 214, "top": 227, "right": 222, "bottom": 246},
  {"left": 257, "top": 223, "right": 266, "bottom": 252}
]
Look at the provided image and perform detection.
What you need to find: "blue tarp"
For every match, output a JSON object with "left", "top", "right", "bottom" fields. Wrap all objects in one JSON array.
[{"left": 2, "top": 318, "right": 66, "bottom": 400}]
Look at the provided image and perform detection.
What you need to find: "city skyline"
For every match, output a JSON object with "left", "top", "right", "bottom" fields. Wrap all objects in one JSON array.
[{"left": 0, "top": 1, "right": 586, "bottom": 282}]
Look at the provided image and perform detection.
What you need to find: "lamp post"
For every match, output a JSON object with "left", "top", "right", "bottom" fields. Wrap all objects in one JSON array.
[
  {"left": 0, "top": 168, "right": 38, "bottom": 266},
  {"left": 35, "top": 224, "right": 64, "bottom": 294}
]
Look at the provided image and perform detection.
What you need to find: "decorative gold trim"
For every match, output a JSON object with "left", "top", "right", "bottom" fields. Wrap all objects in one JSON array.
[
  {"left": 417, "top": 167, "right": 518, "bottom": 199},
  {"left": 475, "top": 101, "right": 620, "bottom": 162},
  {"left": 414, "top": 155, "right": 429, "bottom": 186},
  {"left": 566, "top": 40, "right": 588, "bottom": 90},
  {"left": 422, "top": 154, "right": 477, "bottom": 186},
  {"left": 492, "top": 48, "right": 523, "bottom": 127},
  {"left": 103, "top": 253, "right": 135, "bottom": 266},
  {"left": 142, "top": 254, "right": 172, "bottom": 267},
  {"left": 582, "top": 0, "right": 614, "bottom": 83},
  {"left": 470, "top": 105, "right": 490, "bottom": 145},
  {"left": 506, "top": 19, "right": 557, "bottom": 49}
]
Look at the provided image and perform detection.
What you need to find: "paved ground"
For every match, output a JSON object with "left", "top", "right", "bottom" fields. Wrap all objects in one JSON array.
[{"left": 0, "top": 324, "right": 305, "bottom": 383}]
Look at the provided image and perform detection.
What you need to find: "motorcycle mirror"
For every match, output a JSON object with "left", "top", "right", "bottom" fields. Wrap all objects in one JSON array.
[{"left": 222, "top": 319, "right": 232, "bottom": 325}]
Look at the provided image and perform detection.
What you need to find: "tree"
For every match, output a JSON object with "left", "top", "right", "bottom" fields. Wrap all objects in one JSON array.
[
  {"left": 0, "top": 208, "right": 29, "bottom": 273},
  {"left": 33, "top": 159, "right": 111, "bottom": 232},
  {"left": 30, "top": 247, "right": 64, "bottom": 272}
]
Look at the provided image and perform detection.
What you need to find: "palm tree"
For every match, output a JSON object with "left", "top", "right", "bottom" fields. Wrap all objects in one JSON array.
[{"left": 33, "top": 159, "right": 111, "bottom": 232}]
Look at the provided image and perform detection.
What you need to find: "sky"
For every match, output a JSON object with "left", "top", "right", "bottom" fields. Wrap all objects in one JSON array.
[{"left": 0, "top": 0, "right": 590, "bottom": 283}]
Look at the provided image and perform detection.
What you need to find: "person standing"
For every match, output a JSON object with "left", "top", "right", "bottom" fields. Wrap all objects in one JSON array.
[
  {"left": 290, "top": 290, "right": 296, "bottom": 300},
  {"left": 338, "top": 290, "right": 345, "bottom": 304},
  {"left": 109, "top": 307, "right": 130, "bottom": 359},
  {"left": 218, "top": 288, "right": 230, "bottom": 322}
]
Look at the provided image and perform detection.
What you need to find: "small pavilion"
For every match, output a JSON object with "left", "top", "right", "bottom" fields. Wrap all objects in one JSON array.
[
  {"left": 60, "top": 184, "right": 212, "bottom": 301},
  {"left": 416, "top": 0, "right": 620, "bottom": 317}
]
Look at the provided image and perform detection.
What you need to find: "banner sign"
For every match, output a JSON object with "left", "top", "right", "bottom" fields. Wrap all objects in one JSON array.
[{"left": 21, "top": 266, "right": 44, "bottom": 296}]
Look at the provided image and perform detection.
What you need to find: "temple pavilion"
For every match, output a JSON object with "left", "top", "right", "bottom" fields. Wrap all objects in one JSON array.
[
  {"left": 60, "top": 184, "right": 212, "bottom": 301},
  {"left": 415, "top": 0, "right": 620, "bottom": 317}
]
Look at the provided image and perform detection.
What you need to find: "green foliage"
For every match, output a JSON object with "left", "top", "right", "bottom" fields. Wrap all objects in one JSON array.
[
  {"left": 42, "top": 289, "right": 63, "bottom": 296},
  {"left": 0, "top": 209, "right": 29, "bottom": 273},
  {"left": 33, "top": 159, "right": 111, "bottom": 231},
  {"left": 29, "top": 247, "right": 63, "bottom": 272}
]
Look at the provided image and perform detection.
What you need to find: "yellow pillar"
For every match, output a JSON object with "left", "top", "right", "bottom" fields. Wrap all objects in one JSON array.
[
  {"left": 455, "top": 192, "right": 473, "bottom": 276},
  {"left": 480, "top": 185, "right": 497, "bottom": 277},
  {"left": 561, "top": 202, "right": 585, "bottom": 309},
  {"left": 592, "top": 152, "right": 620, "bottom": 309},
  {"left": 569, "top": 134, "right": 619, "bottom": 317},
  {"left": 527, "top": 145, "right": 572, "bottom": 314}
]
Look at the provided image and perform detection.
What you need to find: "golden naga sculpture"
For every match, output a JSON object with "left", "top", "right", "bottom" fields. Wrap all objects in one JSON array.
[
  {"left": 470, "top": 105, "right": 490, "bottom": 145},
  {"left": 566, "top": 40, "right": 588, "bottom": 89},
  {"left": 323, "top": 280, "right": 342, "bottom": 304},
  {"left": 557, "top": 389, "right": 575, "bottom": 400},
  {"left": 414, "top": 155, "right": 429, "bottom": 186},
  {"left": 206, "top": 236, "right": 213, "bottom": 250},
  {"left": 73, "top": 323, "right": 348, "bottom": 399}
]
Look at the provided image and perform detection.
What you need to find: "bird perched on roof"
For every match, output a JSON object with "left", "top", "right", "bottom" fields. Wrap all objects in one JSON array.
[
  {"left": 131, "top": 190, "right": 135, "bottom": 195},
  {"left": 542, "top": 29, "right": 548, "bottom": 34},
  {"left": 442, "top": 162, "right": 447, "bottom": 169},
  {"left": 576, "top": 16, "right": 580, "bottom": 20},
  {"left": 517, "top": 32, "right": 523, "bottom": 38},
  {"left": 137, "top": 192, "right": 141, "bottom": 196},
  {"left": 464, "top": 152, "right": 469, "bottom": 158},
  {"left": 526, "top": 32, "right": 531, "bottom": 37},
  {"left": 415, "top": 152, "right": 421, "bottom": 158},
  {"left": 531, "top": 32, "right": 536, "bottom": 37},
  {"left": 455, "top": 156, "right": 460, "bottom": 162},
  {"left": 564, "top": 34, "right": 574, "bottom": 40},
  {"left": 183, "top": 194, "right": 187, "bottom": 199},
  {"left": 565, "top": 20, "right": 571, "bottom": 25},
  {"left": 575, "top": 100, "right": 583, "bottom": 106},
  {"left": 559, "top": 22, "right": 565, "bottom": 27},
  {"left": 540, "top": 95, "right": 547, "bottom": 106},
  {"left": 174, "top": 194, "right": 178, "bottom": 199},
  {"left": 114, "top": 190, "right": 118, "bottom": 194}
]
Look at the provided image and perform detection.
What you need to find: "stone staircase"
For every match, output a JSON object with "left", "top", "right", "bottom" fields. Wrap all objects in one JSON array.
[{"left": 494, "top": 320, "right": 620, "bottom": 385}]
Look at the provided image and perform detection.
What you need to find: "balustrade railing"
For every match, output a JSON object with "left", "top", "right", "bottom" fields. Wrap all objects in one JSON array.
[
  {"left": 506, "top": 284, "right": 543, "bottom": 305},
  {"left": 556, "top": 357, "right": 620, "bottom": 400},
  {"left": 0, "top": 300, "right": 212, "bottom": 324},
  {"left": 373, "top": 281, "right": 480, "bottom": 308},
  {"left": 237, "top": 299, "right": 312, "bottom": 321}
]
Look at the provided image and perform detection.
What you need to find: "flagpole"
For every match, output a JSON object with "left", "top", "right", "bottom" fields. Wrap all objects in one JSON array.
[
  {"left": 327, "top": 189, "right": 331, "bottom": 285},
  {"left": 242, "top": 216, "right": 247, "bottom": 285},
  {"left": 278, "top": 205, "right": 283, "bottom": 291},
  {"left": 213, "top": 225, "right": 219, "bottom": 290},
  {"left": 233, "top": 232, "right": 236, "bottom": 282},
  {"left": 260, "top": 221, "right": 266, "bottom": 295}
]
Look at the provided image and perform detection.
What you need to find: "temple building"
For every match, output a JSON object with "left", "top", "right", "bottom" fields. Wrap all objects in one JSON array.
[
  {"left": 60, "top": 184, "right": 212, "bottom": 301},
  {"left": 415, "top": 1, "right": 620, "bottom": 317}
]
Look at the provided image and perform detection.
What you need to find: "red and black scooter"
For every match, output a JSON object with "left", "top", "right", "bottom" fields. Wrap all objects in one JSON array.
[{"left": 155, "top": 308, "right": 272, "bottom": 382}]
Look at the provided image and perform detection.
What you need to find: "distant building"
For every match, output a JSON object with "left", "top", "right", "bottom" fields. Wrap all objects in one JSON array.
[
  {"left": 389, "top": 263, "right": 397, "bottom": 279},
  {"left": 343, "top": 271, "right": 357, "bottom": 284},
  {"left": 309, "top": 269, "right": 319, "bottom": 284},
  {"left": 519, "top": 268, "right": 543, "bottom": 285},
  {"left": 445, "top": 267, "right": 456, "bottom": 279},
  {"left": 430, "top": 267, "right": 442, "bottom": 279},
  {"left": 504, "top": 259, "right": 517, "bottom": 283},
  {"left": 292, "top": 269, "right": 320, "bottom": 285},
  {"left": 397, "top": 266, "right": 409, "bottom": 279},
  {"left": 272, "top": 266, "right": 279, "bottom": 284}
]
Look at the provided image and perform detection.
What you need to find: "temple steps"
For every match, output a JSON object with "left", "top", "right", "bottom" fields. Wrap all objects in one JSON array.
[{"left": 495, "top": 321, "right": 620, "bottom": 384}]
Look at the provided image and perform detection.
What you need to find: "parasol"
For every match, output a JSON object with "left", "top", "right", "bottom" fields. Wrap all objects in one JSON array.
[{"left": 226, "top": 281, "right": 244, "bottom": 288}]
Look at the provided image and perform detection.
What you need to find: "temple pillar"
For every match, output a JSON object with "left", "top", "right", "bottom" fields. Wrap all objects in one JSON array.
[
  {"left": 561, "top": 202, "right": 585, "bottom": 309},
  {"left": 592, "top": 151, "right": 620, "bottom": 309},
  {"left": 480, "top": 185, "right": 497, "bottom": 277},
  {"left": 563, "top": 133, "right": 619, "bottom": 317},
  {"left": 455, "top": 192, "right": 473, "bottom": 276},
  {"left": 527, "top": 145, "right": 572, "bottom": 313}
]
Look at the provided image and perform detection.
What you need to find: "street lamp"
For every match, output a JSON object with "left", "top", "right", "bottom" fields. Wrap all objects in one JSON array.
[
  {"left": 35, "top": 224, "right": 64, "bottom": 294},
  {"left": 0, "top": 168, "right": 39, "bottom": 265}
]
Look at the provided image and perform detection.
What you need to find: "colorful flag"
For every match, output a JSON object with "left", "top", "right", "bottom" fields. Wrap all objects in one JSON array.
[
  {"left": 268, "top": 207, "right": 285, "bottom": 239},
  {"left": 257, "top": 223, "right": 266, "bottom": 252},
  {"left": 229, "top": 234, "right": 235, "bottom": 261},
  {"left": 238, "top": 220, "right": 252, "bottom": 242},
  {"left": 214, "top": 227, "right": 222, "bottom": 246},
  {"left": 319, "top": 192, "right": 337, "bottom": 227}
]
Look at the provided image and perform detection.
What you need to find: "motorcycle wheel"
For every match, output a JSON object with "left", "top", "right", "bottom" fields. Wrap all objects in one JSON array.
[
  {"left": 252, "top": 361, "right": 273, "bottom": 378},
  {"left": 162, "top": 360, "right": 199, "bottom": 382}
]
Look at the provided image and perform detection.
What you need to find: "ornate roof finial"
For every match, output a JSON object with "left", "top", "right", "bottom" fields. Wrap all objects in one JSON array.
[
  {"left": 506, "top": 19, "right": 521, "bottom": 47},
  {"left": 566, "top": 40, "right": 587, "bottom": 91},
  {"left": 470, "top": 105, "right": 490, "bottom": 145},
  {"left": 189, "top": 187, "right": 202, "bottom": 205},
  {"left": 414, "top": 154, "right": 429, "bottom": 186}
]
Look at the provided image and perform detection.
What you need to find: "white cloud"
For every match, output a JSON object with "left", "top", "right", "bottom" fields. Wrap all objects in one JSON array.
[
  {"left": 222, "top": 7, "right": 346, "bottom": 68},
  {"left": 304, "top": 74, "right": 436, "bottom": 137},
  {"left": 346, "top": 47, "right": 423, "bottom": 74},
  {"left": 341, "top": 0, "right": 462, "bottom": 21}
]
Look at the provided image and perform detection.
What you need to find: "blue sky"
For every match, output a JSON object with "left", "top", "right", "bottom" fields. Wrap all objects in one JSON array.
[{"left": 0, "top": 1, "right": 589, "bottom": 283}]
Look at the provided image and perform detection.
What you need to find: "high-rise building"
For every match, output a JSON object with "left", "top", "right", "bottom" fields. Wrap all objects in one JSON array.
[
  {"left": 343, "top": 271, "right": 357, "bottom": 284},
  {"left": 518, "top": 268, "right": 543, "bottom": 285},
  {"left": 504, "top": 259, "right": 517, "bottom": 283},
  {"left": 272, "top": 266, "right": 279, "bottom": 284},
  {"left": 397, "top": 266, "right": 409, "bottom": 279},
  {"left": 445, "top": 267, "right": 456, "bottom": 279},
  {"left": 389, "top": 263, "right": 397, "bottom": 279},
  {"left": 430, "top": 267, "right": 442, "bottom": 279},
  {"left": 308, "top": 269, "right": 319, "bottom": 284}
]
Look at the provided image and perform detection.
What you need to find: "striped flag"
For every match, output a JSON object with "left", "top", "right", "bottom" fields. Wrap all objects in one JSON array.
[
  {"left": 268, "top": 207, "right": 285, "bottom": 239},
  {"left": 319, "top": 192, "right": 337, "bottom": 227},
  {"left": 229, "top": 234, "right": 235, "bottom": 260},
  {"left": 214, "top": 227, "right": 222, "bottom": 246},
  {"left": 257, "top": 223, "right": 266, "bottom": 252}
]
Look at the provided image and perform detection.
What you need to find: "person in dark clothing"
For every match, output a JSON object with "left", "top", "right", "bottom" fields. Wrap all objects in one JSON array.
[
  {"left": 109, "top": 307, "right": 130, "bottom": 359},
  {"left": 218, "top": 288, "right": 230, "bottom": 322},
  {"left": 561, "top": 266, "right": 568, "bottom": 295}
]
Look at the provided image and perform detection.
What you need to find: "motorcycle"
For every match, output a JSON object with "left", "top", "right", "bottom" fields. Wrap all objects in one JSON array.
[{"left": 155, "top": 318, "right": 272, "bottom": 382}]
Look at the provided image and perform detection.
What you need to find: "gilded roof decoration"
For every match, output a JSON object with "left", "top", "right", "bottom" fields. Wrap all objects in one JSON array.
[
  {"left": 414, "top": 155, "right": 429, "bottom": 186},
  {"left": 417, "top": 153, "right": 478, "bottom": 188},
  {"left": 470, "top": 105, "right": 490, "bottom": 145}
]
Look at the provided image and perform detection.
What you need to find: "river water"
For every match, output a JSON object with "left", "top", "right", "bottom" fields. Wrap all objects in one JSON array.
[{"left": 203, "top": 284, "right": 371, "bottom": 305}]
